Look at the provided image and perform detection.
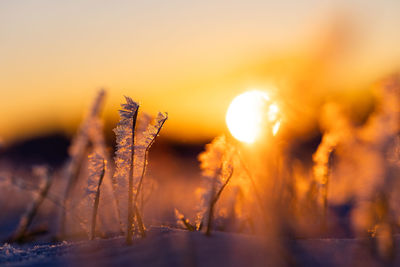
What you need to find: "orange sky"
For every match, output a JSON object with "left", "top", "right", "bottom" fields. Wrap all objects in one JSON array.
[{"left": 1, "top": 0, "right": 400, "bottom": 144}]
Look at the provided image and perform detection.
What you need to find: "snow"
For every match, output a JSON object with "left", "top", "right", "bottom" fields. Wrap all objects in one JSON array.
[{"left": 1, "top": 227, "right": 399, "bottom": 267}]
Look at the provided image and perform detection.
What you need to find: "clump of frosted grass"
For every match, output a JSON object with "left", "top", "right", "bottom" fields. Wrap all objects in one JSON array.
[
  {"left": 60, "top": 89, "right": 106, "bottom": 236},
  {"left": 113, "top": 96, "right": 167, "bottom": 244}
]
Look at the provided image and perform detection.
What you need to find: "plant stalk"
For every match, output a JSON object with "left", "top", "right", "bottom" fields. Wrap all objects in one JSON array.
[
  {"left": 127, "top": 108, "right": 139, "bottom": 244},
  {"left": 132, "top": 116, "right": 167, "bottom": 238},
  {"left": 11, "top": 170, "right": 52, "bottom": 243},
  {"left": 205, "top": 167, "right": 234, "bottom": 236},
  {"left": 90, "top": 160, "right": 106, "bottom": 240}
]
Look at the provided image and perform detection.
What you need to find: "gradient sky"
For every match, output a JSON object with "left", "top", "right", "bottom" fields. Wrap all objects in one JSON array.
[{"left": 1, "top": 0, "right": 400, "bottom": 143}]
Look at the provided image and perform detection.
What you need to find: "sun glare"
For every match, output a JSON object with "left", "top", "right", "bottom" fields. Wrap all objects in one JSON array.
[{"left": 226, "top": 90, "right": 280, "bottom": 144}]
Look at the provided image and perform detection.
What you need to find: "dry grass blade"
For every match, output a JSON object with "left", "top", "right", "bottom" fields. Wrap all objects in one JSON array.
[
  {"left": 133, "top": 112, "right": 168, "bottom": 231},
  {"left": 88, "top": 116, "right": 123, "bottom": 234},
  {"left": 10, "top": 166, "right": 52, "bottom": 243},
  {"left": 112, "top": 96, "right": 140, "bottom": 244},
  {"left": 88, "top": 154, "right": 106, "bottom": 240},
  {"left": 60, "top": 89, "right": 106, "bottom": 236},
  {"left": 205, "top": 166, "right": 233, "bottom": 236}
]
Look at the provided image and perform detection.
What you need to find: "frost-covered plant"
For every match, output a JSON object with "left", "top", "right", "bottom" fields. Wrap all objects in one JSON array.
[
  {"left": 312, "top": 103, "right": 352, "bottom": 226},
  {"left": 312, "top": 76, "right": 400, "bottom": 261},
  {"left": 113, "top": 96, "right": 140, "bottom": 243},
  {"left": 11, "top": 166, "right": 52, "bottom": 243},
  {"left": 174, "top": 209, "right": 196, "bottom": 231},
  {"left": 177, "top": 135, "right": 255, "bottom": 234},
  {"left": 83, "top": 153, "right": 106, "bottom": 240},
  {"left": 353, "top": 77, "right": 400, "bottom": 261},
  {"left": 133, "top": 112, "right": 167, "bottom": 215},
  {"left": 198, "top": 135, "right": 234, "bottom": 235},
  {"left": 60, "top": 89, "right": 106, "bottom": 235},
  {"left": 113, "top": 97, "right": 167, "bottom": 243},
  {"left": 87, "top": 116, "right": 122, "bottom": 234}
]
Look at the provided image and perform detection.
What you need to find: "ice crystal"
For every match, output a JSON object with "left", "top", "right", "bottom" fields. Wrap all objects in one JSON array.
[
  {"left": 133, "top": 112, "right": 168, "bottom": 195},
  {"left": 112, "top": 96, "right": 167, "bottom": 242},
  {"left": 86, "top": 153, "right": 106, "bottom": 199},
  {"left": 83, "top": 153, "right": 106, "bottom": 239},
  {"left": 136, "top": 112, "right": 168, "bottom": 150},
  {"left": 68, "top": 90, "right": 106, "bottom": 161},
  {"left": 61, "top": 89, "right": 106, "bottom": 235},
  {"left": 112, "top": 96, "right": 139, "bottom": 233},
  {"left": 198, "top": 135, "right": 234, "bottom": 234},
  {"left": 199, "top": 135, "right": 234, "bottom": 189},
  {"left": 87, "top": 116, "right": 121, "bottom": 233},
  {"left": 11, "top": 166, "right": 52, "bottom": 242}
]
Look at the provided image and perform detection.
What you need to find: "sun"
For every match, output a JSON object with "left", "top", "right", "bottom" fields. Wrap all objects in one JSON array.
[{"left": 226, "top": 90, "right": 281, "bottom": 144}]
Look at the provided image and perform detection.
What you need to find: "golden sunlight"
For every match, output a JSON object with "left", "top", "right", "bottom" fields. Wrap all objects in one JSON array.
[{"left": 226, "top": 90, "right": 281, "bottom": 144}]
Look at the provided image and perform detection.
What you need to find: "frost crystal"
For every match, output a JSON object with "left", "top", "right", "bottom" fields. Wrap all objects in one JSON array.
[
  {"left": 136, "top": 112, "right": 168, "bottom": 150},
  {"left": 112, "top": 96, "right": 139, "bottom": 232},
  {"left": 84, "top": 153, "right": 106, "bottom": 239},
  {"left": 87, "top": 153, "right": 106, "bottom": 198},
  {"left": 112, "top": 96, "right": 167, "bottom": 242},
  {"left": 133, "top": 112, "right": 168, "bottom": 184},
  {"left": 198, "top": 135, "right": 233, "bottom": 180},
  {"left": 61, "top": 89, "right": 106, "bottom": 235},
  {"left": 197, "top": 135, "right": 234, "bottom": 233}
]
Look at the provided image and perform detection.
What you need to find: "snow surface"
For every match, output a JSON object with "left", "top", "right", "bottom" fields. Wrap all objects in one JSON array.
[{"left": 1, "top": 227, "right": 399, "bottom": 267}]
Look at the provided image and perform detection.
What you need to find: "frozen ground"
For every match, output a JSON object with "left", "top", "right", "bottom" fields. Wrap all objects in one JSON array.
[{"left": 1, "top": 227, "right": 399, "bottom": 267}]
